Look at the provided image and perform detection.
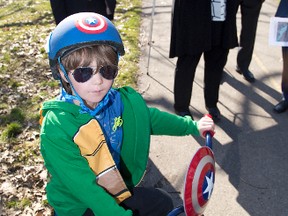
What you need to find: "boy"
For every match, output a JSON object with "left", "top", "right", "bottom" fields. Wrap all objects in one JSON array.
[{"left": 40, "top": 12, "right": 215, "bottom": 216}]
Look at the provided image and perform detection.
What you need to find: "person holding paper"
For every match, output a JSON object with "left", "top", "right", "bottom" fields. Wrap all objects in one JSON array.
[{"left": 273, "top": 0, "right": 288, "bottom": 113}]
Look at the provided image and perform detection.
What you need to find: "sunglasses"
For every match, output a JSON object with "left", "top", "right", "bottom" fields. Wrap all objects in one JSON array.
[{"left": 71, "top": 65, "right": 118, "bottom": 83}]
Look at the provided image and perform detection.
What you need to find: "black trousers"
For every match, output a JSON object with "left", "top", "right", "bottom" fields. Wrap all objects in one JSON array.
[
  {"left": 282, "top": 47, "right": 288, "bottom": 101},
  {"left": 237, "top": 0, "right": 263, "bottom": 71},
  {"left": 83, "top": 187, "right": 174, "bottom": 216},
  {"left": 174, "top": 46, "right": 229, "bottom": 111}
]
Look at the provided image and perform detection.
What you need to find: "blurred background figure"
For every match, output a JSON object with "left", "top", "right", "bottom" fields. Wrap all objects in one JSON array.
[
  {"left": 49, "top": 0, "right": 116, "bottom": 24},
  {"left": 273, "top": 0, "right": 288, "bottom": 113},
  {"left": 235, "top": 0, "right": 265, "bottom": 83}
]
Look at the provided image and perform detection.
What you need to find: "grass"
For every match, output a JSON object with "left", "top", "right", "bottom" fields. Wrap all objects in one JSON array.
[
  {"left": 6, "top": 197, "right": 31, "bottom": 209},
  {"left": 0, "top": 0, "right": 56, "bottom": 142},
  {"left": 114, "top": 1, "right": 142, "bottom": 87}
]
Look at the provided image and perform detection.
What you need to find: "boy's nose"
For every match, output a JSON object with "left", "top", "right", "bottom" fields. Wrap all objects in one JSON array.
[{"left": 91, "top": 72, "right": 103, "bottom": 85}]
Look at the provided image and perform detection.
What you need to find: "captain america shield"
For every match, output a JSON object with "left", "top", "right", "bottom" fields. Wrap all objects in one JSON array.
[
  {"left": 183, "top": 146, "right": 215, "bottom": 216},
  {"left": 75, "top": 14, "right": 108, "bottom": 34}
]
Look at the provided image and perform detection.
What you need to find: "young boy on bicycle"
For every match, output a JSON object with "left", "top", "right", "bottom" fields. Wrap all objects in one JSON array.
[{"left": 40, "top": 12, "right": 215, "bottom": 216}]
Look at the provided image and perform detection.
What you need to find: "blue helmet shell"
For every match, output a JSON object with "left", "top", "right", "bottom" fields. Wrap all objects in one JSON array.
[{"left": 47, "top": 12, "right": 125, "bottom": 79}]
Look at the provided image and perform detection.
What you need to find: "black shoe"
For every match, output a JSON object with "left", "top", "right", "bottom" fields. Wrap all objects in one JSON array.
[
  {"left": 236, "top": 67, "right": 255, "bottom": 83},
  {"left": 273, "top": 99, "right": 288, "bottom": 113},
  {"left": 206, "top": 106, "right": 221, "bottom": 122},
  {"left": 175, "top": 109, "right": 194, "bottom": 120}
]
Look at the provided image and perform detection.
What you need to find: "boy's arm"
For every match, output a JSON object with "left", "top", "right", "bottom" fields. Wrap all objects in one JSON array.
[{"left": 149, "top": 107, "right": 200, "bottom": 136}]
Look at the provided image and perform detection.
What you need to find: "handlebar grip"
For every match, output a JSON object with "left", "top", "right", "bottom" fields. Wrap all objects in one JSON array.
[
  {"left": 202, "top": 114, "right": 215, "bottom": 137},
  {"left": 203, "top": 114, "right": 214, "bottom": 149}
]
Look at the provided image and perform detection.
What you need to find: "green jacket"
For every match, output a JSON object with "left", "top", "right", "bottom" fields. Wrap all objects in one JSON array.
[{"left": 40, "top": 86, "right": 200, "bottom": 216}]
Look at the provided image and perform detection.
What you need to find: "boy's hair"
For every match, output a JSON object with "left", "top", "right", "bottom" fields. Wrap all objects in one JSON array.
[{"left": 59, "top": 45, "right": 118, "bottom": 94}]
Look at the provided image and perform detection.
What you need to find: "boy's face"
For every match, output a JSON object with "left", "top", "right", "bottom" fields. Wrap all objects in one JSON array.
[{"left": 60, "top": 59, "right": 114, "bottom": 109}]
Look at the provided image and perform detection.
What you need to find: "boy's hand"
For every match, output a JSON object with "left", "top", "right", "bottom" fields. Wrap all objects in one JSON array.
[{"left": 197, "top": 115, "right": 215, "bottom": 138}]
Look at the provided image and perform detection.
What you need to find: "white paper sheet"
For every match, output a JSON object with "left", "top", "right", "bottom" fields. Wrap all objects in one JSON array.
[{"left": 269, "top": 17, "right": 288, "bottom": 47}]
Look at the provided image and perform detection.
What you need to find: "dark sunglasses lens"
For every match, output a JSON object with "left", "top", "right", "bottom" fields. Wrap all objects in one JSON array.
[
  {"left": 99, "top": 65, "right": 118, "bottom": 80},
  {"left": 73, "top": 68, "right": 93, "bottom": 82}
]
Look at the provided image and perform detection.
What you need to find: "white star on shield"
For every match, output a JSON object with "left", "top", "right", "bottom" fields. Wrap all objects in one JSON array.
[
  {"left": 86, "top": 17, "right": 97, "bottom": 25},
  {"left": 203, "top": 172, "right": 214, "bottom": 199}
]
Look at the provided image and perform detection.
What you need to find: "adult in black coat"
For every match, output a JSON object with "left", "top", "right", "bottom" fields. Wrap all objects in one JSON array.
[
  {"left": 169, "top": 0, "right": 238, "bottom": 122},
  {"left": 49, "top": 0, "right": 116, "bottom": 25}
]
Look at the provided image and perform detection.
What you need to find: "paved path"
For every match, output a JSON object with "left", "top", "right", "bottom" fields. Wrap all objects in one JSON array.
[{"left": 137, "top": 0, "right": 287, "bottom": 215}]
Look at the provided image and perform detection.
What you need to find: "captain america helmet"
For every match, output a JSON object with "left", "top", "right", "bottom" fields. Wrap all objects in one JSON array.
[{"left": 47, "top": 12, "right": 125, "bottom": 79}]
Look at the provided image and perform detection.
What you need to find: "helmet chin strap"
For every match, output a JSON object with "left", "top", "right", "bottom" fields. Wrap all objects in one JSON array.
[
  {"left": 57, "top": 57, "right": 85, "bottom": 105},
  {"left": 57, "top": 57, "right": 111, "bottom": 116}
]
